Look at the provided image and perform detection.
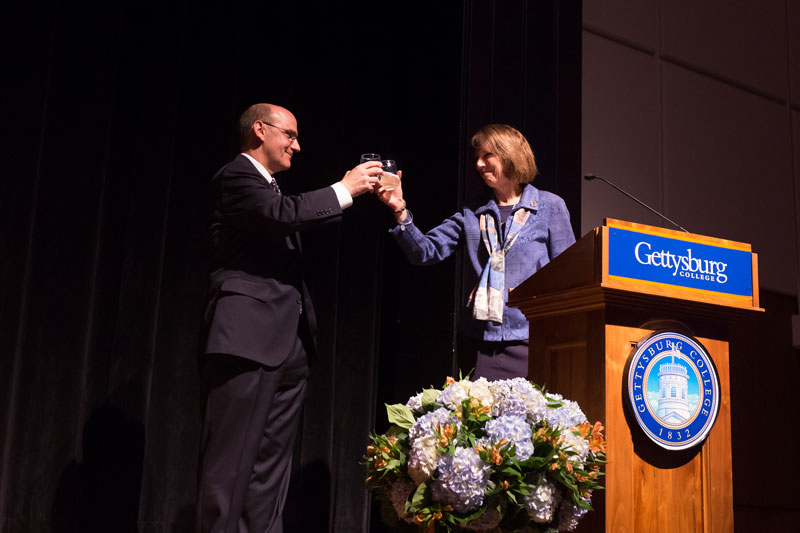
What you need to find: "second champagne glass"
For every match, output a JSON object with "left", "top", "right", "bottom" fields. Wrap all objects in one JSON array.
[{"left": 380, "top": 159, "right": 400, "bottom": 191}]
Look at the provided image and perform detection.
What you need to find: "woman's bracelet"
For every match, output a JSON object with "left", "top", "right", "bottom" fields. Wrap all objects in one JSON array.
[{"left": 393, "top": 201, "right": 407, "bottom": 214}]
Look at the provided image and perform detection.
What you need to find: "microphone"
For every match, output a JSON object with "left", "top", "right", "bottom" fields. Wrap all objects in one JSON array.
[{"left": 584, "top": 173, "right": 689, "bottom": 233}]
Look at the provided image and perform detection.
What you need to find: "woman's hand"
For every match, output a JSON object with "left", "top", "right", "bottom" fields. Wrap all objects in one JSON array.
[{"left": 376, "top": 170, "right": 408, "bottom": 222}]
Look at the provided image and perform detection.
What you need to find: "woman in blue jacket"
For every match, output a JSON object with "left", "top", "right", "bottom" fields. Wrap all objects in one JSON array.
[{"left": 377, "top": 124, "right": 575, "bottom": 380}]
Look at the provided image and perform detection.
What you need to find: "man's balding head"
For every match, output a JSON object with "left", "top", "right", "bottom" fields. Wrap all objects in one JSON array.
[
  {"left": 238, "top": 103, "right": 300, "bottom": 174},
  {"left": 239, "top": 103, "right": 274, "bottom": 149}
]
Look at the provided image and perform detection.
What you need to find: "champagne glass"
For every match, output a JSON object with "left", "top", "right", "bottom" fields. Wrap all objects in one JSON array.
[
  {"left": 360, "top": 153, "right": 383, "bottom": 182},
  {"left": 380, "top": 159, "right": 400, "bottom": 191},
  {"left": 360, "top": 153, "right": 381, "bottom": 164}
]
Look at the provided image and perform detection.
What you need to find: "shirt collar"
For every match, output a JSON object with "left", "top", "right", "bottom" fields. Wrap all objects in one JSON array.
[
  {"left": 476, "top": 184, "right": 540, "bottom": 216},
  {"left": 241, "top": 153, "right": 274, "bottom": 183}
]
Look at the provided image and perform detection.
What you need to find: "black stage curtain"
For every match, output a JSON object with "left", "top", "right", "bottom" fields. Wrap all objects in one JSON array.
[
  {"left": 1, "top": 1, "right": 579, "bottom": 531},
  {"left": 0, "top": 1, "right": 461, "bottom": 531}
]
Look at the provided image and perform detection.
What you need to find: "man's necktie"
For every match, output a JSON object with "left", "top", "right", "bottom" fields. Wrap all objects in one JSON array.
[{"left": 270, "top": 179, "right": 281, "bottom": 195}]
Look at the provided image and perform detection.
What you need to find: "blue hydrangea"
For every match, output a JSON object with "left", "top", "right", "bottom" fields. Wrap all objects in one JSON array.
[
  {"left": 478, "top": 414, "right": 534, "bottom": 461},
  {"left": 489, "top": 378, "right": 547, "bottom": 423},
  {"left": 406, "top": 391, "right": 424, "bottom": 413},
  {"left": 409, "top": 407, "right": 459, "bottom": 442},
  {"left": 431, "top": 447, "right": 491, "bottom": 513}
]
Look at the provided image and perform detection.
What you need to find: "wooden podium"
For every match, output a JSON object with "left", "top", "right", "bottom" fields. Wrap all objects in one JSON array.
[{"left": 508, "top": 219, "right": 762, "bottom": 533}]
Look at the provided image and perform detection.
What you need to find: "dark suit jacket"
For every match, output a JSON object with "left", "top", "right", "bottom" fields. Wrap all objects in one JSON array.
[{"left": 204, "top": 154, "right": 343, "bottom": 366}]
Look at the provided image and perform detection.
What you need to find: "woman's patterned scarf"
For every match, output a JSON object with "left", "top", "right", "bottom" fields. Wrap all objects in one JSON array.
[{"left": 471, "top": 208, "right": 530, "bottom": 323}]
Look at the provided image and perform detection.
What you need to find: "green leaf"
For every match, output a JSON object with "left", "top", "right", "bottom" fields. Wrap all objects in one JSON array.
[
  {"left": 408, "top": 481, "right": 429, "bottom": 513},
  {"left": 386, "top": 403, "right": 416, "bottom": 429},
  {"left": 518, "top": 456, "right": 549, "bottom": 470},
  {"left": 421, "top": 388, "right": 440, "bottom": 407},
  {"left": 499, "top": 466, "right": 521, "bottom": 477},
  {"left": 384, "top": 459, "right": 402, "bottom": 471}
]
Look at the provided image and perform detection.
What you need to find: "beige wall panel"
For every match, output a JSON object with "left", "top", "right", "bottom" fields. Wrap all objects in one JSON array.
[
  {"left": 661, "top": 0, "right": 789, "bottom": 100},
  {"left": 662, "top": 64, "right": 796, "bottom": 294},
  {"left": 581, "top": 33, "right": 661, "bottom": 236},
  {"left": 583, "top": 0, "right": 658, "bottom": 51}
]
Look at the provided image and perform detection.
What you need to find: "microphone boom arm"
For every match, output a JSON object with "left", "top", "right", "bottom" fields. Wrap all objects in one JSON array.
[{"left": 584, "top": 173, "right": 689, "bottom": 233}]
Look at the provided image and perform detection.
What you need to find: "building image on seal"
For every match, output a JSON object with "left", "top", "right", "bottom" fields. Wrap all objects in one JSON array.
[{"left": 656, "top": 352, "right": 692, "bottom": 423}]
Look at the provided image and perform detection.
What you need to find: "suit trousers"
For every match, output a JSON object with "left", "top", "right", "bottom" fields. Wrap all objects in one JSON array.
[{"left": 196, "top": 332, "right": 310, "bottom": 533}]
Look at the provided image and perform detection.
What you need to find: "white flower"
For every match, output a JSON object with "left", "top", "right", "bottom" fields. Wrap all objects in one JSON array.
[
  {"left": 561, "top": 429, "right": 589, "bottom": 466},
  {"left": 437, "top": 377, "right": 494, "bottom": 413},
  {"left": 524, "top": 480, "right": 562, "bottom": 523},
  {"left": 437, "top": 379, "right": 473, "bottom": 410},
  {"left": 468, "top": 377, "right": 494, "bottom": 409},
  {"left": 408, "top": 433, "right": 441, "bottom": 484}
]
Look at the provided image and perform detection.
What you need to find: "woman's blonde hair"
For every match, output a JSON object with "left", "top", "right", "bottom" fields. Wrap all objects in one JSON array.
[{"left": 471, "top": 124, "right": 538, "bottom": 184}]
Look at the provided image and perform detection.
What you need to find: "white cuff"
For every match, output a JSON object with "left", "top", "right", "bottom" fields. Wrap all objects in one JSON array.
[{"left": 331, "top": 182, "right": 353, "bottom": 209}]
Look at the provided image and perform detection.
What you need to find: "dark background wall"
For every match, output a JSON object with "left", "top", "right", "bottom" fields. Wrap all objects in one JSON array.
[{"left": 0, "top": 1, "right": 580, "bottom": 532}]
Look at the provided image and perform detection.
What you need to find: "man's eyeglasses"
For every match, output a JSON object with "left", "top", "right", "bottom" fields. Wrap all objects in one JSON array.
[{"left": 259, "top": 120, "right": 298, "bottom": 143}]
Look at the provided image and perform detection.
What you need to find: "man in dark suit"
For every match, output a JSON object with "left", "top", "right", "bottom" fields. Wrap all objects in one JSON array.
[{"left": 197, "top": 103, "right": 381, "bottom": 533}]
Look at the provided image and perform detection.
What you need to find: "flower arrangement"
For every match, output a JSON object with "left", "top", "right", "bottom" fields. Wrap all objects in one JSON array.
[{"left": 363, "top": 376, "right": 606, "bottom": 532}]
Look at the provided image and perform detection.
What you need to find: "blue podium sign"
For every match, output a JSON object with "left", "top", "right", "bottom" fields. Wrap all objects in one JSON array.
[{"left": 608, "top": 226, "right": 753, "bottom": 298}]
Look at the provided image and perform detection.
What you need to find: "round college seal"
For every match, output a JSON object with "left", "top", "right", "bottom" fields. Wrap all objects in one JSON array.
[{"left": 627, "top": 331, "right": 719, "bottom": 450}]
